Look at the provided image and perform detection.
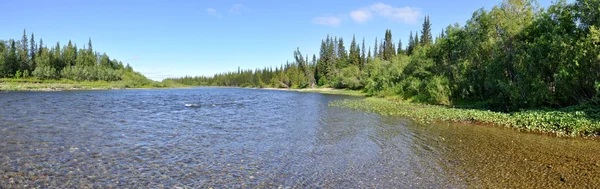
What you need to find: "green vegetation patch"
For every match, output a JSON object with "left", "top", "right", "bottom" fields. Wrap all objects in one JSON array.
[{"left": 331, "top": 98, "right": 600, "bottom": 137}]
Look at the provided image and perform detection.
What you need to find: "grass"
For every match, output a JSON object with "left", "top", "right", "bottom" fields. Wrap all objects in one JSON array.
[
  {"left": 330, "top": 98, "right": 600, "bottom": 137},
  {"left": 0, "top": 78, "right": 186, "bottom": 91}
]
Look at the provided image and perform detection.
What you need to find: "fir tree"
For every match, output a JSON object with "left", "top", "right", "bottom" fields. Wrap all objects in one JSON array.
[
  {"left": 407, "top": 31, "right": 414, "bottom": 55},
  {"left": 420, "top": 15, "right": 433, "bottom": 46},
  {"left": 397, "top": 39, "right": 403, "bottom": 55},
  {"left": 349, "top": 35, "right": 360, "bottom": 67},
  {"left": 383, "top": 29, "right": 395, "bottom": 61},
  {"left": 19, "top": 29, "right": 29, "bottom": 72},
  {"left": 373, "top": 37, "right": 378, "bottom": 58},
  {"left": 361, "top": 37, "right": 366, "bottom": 67}
]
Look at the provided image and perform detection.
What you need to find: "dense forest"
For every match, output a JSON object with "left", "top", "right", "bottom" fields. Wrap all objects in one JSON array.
[
  {"left": 0, "top": 30, "right": 152, "bottom": 85},
  {"left": 168, "top": 0, "right": 599, "bottom": 111}
]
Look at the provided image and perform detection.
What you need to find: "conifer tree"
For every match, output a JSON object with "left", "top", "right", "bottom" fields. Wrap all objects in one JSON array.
[
  {"left": 373, "top": 37, "right": 378, "bottom": 58},
  {"left": 19, "top": 29, "right": 29, "bottom": 72},
  {"left": 383, "top": 29, "right": 396, "bottom": 61},
  {"left": 407, "top": 31, "right": 414, "bottom": 55},
  {"left": 30, "top": 33, "right": 36, "bottom": 65},
  {"left": 420, "top": 15, "right": 433, "bottom": 46},
  {"left": 337, "top": 38, "right": 347, "bottom": 68},
  {"left": 397, "top": 39, "right": 403, "bottom": 55},
  {"left": 349, "top": 35, "right": 360, "bottom": 67},
  {"left": 361, "top": 37, "right": 366, "bottom": 67},
  {"left": 414, "top": 31, "right": 420, "bottom": 48}
]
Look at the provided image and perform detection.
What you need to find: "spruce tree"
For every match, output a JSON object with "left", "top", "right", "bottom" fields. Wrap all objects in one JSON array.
[
  {"left": 38, "top": 38, "right": 43, "bottom": 56},
  {"left": 367, "top": 47, "right": 371, "bottom": 62},
  {"left": 373, "top": 37, "right": 378, "bottom": 58},
  {"left": 349, "top": 35, "right": 360, "bottom": 67},
  {"left": 420, "top": 15, "right": 432, "bottom": 46},
  {"left": 383, "top": 29, "right": 395, "bottom": 61},
  {"left": 397, "top": 39, "right": 403, "bottom": 55},
  {"left": 30, "top": 33, "right": 36, "bottom": 65},
  {"left": 337, "top": 38, "right": 347, "bottom": 68},
  {"left": 378, "top": 39, "right": 383, "bottom": 57},
  {"left": 7, "top": 40, "right": 18, "bottom": 76},
  {"left": 414, "top": 31, "right": 420, "bottom": 48},
  {"left": 407, "top": 31, "right": 414, "bottom": 55},
  {"left": 361, "top": 37, "right": 366, "bottom": 67},
  {"left": 19, "top": 29, "right": 29, "bottom": 72}
]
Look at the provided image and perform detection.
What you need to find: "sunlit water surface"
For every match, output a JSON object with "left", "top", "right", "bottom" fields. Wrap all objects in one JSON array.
[{"left": 0, "top": 88, "right": 599, "bottom": 188}]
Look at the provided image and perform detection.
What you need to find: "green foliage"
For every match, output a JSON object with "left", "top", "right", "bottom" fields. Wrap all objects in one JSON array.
[
  {"left": 170, "top": 0, "right": 600, "bottom": 115},
  {"left": 331, "top": 98, "right": 600, "bottom": 137},
  {"left": 0, "top": 30, "right": 152, "bottom": 86},
  {"left": 32, "top": 66, "right": 58, "bottom": 79}
]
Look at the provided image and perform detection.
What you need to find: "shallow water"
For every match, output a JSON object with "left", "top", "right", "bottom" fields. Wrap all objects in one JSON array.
[{"left": 0, "top": 88, "right": 598, "bottom": 188}]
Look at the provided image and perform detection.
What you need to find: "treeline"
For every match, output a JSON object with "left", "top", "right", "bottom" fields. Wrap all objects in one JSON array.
[
  {"left": 167, "top": 0, "right": 600, "bottom": 111},
  {"left": 0, "top": 30, "right": 150, "bottom": 82}
]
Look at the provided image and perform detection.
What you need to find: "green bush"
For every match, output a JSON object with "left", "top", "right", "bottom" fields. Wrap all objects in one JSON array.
[{"left": 33, "top": 66, "right": 59, "bottom": 79}]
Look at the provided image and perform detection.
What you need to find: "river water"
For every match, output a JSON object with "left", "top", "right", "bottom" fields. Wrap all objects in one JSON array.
[{"left": 0, "top": 88, "right": 598, "bottom": 188}]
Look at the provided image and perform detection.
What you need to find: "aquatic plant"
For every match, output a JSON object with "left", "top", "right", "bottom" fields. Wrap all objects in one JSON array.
[{"left": 331, "top": 98, "right": 600, "bottom": 137}]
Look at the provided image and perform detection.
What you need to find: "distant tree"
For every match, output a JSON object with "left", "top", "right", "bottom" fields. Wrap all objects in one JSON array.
[
  {"left": 349, "top": 35, "right": 361, "bottom": 67},
  {"left": 19, "top": 29, "right": 29, "bottom": 72},
  {"left": 30, "top": 33, "right": 36, "bottom": 70},
  {"left": 361, "top": 37, "right": 366, "bottom": 67},
  {"left": 414, "top": 31, "right": 420, "bottom": 47},
  {"left": 383, "top": 29, "right": 396, "bottom": 61},
  {"left": 373, "top": 37, "right": 378, "bottom": 58},
  {"left": 407, "top": 31, "right": 414, "bottom": 55},
  {"left": 421, "top": 15, "right": 433, "bottom": 46},
  {"left": 397, "top": 38, "right": 403, "bottom": 55},
  {"left": 337, "top": 37, "right": 347, "bottom": 68}
]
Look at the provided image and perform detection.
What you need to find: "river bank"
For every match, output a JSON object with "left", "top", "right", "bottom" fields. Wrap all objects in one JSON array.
[
  {"left": 331, "top": 98, "right": 600, "bottom": 138},
  {"left": 260, "top": 87, "right": 600, "bottom": 138},
  {"left": 0, "top": 78, "right": 184, "bottom": 91}
]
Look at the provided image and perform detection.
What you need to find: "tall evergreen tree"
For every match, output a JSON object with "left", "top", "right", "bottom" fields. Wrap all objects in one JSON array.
[
  {"left": 19, "top": 29, "right": 29, "bottom": 72},
  {"left": 6, "top": 40, "right": 18, "bottom": 76},
  {"left": 38, "top": 38, "right": 43, "bottom": 56},
  {"left": 414, "top": 31, "right": 420, "bottom": 48},
  {"left": 30, "top": 33, "right": 36, "bottom": 64},
  {"left": 361, "top": 37, "right": 366, "bottom": 67},
  {"left": 420, "top": 15, "right": 433, "bottom": 46},
  {"left": 88, "top": 38, "right": 93, "bottom": 53},
  {"left": 316, "top": 39, "right": 327, "bottom": 84},
  {"left": 378, "top": 39, "right": 384, "bottom": 57},
  {"left": 383, "top": 29, "right": 396, "bottom": 61},
  {"left": 327, "top": 36, "right": 336, "bottom": 75},
  {"left": 349, "top": 35, "right": 360, "bottom": 67},
  {"left": 407, "top": 31, "right": 414, "bottom": 55},
  {"left": 397, "top": 39, "right": 403, "bottom": 55},
  {"left": 337, "top": 38, "right": 347, "bottom": 68},
  {"left": 373, "top": 37, "right": 378, "bottom": 58}
]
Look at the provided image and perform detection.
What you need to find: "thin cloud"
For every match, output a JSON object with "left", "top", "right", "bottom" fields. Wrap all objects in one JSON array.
[
  {"left": 350, "top": 3, "right": 421, "bottom": 24},
  {"left": 229, "top": 4, "right": 249, "bottom": 14},
  {"left": 206, "top": 8, "right": 222, "bottom": 18},
  {"left": 349, "top": 9, "right": 372, "bottom": 24},
  {"left": 312, "top": 16, "right": 341, "bottom": 27}
]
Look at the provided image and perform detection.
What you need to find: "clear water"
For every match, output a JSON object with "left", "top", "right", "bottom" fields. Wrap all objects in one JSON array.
[{"left": 0, "top": 88, "right": 598, "bottom": 188}]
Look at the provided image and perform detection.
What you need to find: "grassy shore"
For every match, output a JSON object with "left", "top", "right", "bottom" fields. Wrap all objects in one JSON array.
[
  {"left": 285, "top": 87, "right": 600, "bottom": 137},
  {"left": 330, "top": 98, "right": 600, "bottom": 137},
  {"left": 0, "top": 78, "right": 185, "bottom": 91}
]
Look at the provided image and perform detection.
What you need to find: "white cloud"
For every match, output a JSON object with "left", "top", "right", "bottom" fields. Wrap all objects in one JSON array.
[
  {"left": 349, "top": 9, "right": 372, "bottom": 24},
  {"left": 229, "top": 4, "right": 248, "bottom": 14},
  {"left": 206, "top": 8, "right": 222, "bottom": 18},
  {"left": 350, "top": 3, "right": 421, "bottom": 24},
  {"left": 312, "top": 16, "right": 341, "bottom": 27}
]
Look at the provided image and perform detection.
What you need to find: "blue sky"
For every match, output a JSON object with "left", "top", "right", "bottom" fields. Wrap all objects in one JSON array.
[{"left": 0, "top": 0, "right": 555, "bottom": 81}]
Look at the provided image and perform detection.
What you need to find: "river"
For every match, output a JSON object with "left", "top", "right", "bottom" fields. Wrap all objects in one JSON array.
[{"left": 0, "top": 88, "right": 598, "bottom": 188}]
